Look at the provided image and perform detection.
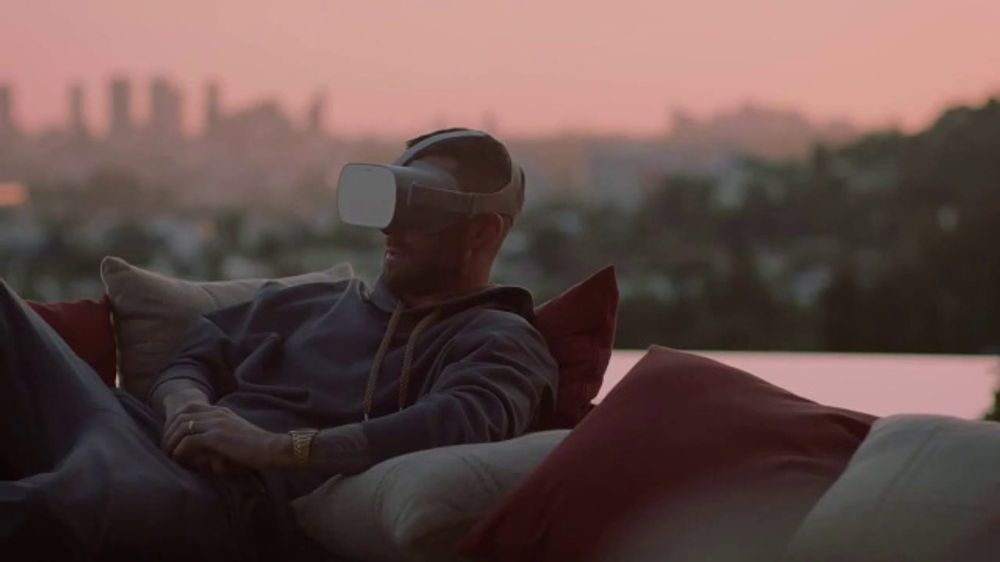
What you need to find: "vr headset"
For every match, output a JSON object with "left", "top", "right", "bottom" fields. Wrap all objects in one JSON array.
[{"left": 337, "top": 129, "right": 524, "bottom": 233}]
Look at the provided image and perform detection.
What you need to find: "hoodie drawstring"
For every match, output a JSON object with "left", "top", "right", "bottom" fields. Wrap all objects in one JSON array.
[
  {"left": 362, "top": 302, "right": 442, "bottom": 421},
  {"left": 399, "top": 308, "right": 442, "bottom": 410}
]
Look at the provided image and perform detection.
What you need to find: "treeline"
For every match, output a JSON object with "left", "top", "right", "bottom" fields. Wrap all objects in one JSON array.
[{"left": 518, "top": 99, "right": 1000, "bottom": 353}]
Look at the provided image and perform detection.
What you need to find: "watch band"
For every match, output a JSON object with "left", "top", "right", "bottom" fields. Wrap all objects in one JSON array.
[{"left": 289, "top": 428, "right": 319, "bottom": 466}]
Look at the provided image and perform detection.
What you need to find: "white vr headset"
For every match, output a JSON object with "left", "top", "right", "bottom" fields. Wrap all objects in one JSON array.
[{"left": 337, "top": 129, "right": 524, "bottom": 233}]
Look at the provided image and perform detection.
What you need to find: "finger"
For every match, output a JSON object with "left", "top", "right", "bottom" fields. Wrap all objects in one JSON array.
[
  {"left": 162, "top": 409, "right": 183, "bottom": 447},
  {"left": 163, "top": 411, "right": 196, "bottom": 448},
  {"left": 164, "top": 415, "right": 219, "bottom": 455},
  {"left": 163, "top": 409, "right": 228, "bottom": 451},
  {"left": 164, "top": 410, "right": 207, "bottom": 443},
  {"left": 164, "top": 402, "right": 215, "bottom": 432},
  {"left": 163, "top": 414, "right": 195, "bottom": 452},
  {"left": 162, "top": 416, "right": 185, "bottom": 450},
  {"left": 167, "top": 405, "right": 235, "bottom": 436}
]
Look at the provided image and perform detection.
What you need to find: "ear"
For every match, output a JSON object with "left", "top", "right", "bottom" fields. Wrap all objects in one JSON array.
[{"left": 470, "top": 213, "right": 505, "bottom": 248}]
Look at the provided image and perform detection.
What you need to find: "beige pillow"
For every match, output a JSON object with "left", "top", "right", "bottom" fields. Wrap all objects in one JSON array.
[
  {"left": 783, "top": 415, "right": 1000, "bottom": 562},
  {"left": 293, "top": 430, "right": 570, "bottom": 562},
  {"left": 100, "top": 256, "right": 355, "bottom": 399}
]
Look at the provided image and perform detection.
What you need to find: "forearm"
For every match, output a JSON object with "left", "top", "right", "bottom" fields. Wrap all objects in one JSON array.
[
  {"left": 268, "top": 423, "right": 375, "bottom": 474},
  {"left": 149, "top": 309, "right": 254, "bottom": 408},
  {"left": 151, "top": 378, "right": 211, "bottom": 417},
  {"left": 308, "top": 423, "right": 374, "bottom": 475}
]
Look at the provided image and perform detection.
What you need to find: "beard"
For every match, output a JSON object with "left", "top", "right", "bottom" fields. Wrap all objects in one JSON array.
[{"left": 383, "top": 244, "right": 466, "bottom": 300}]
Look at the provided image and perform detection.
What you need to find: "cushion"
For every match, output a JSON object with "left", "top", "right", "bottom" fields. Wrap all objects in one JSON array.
[
  {"left": 27, "top": 296, "right": 117, "bottom": 386},
  {"left": 783, "top": 414, "right": 1000, "bottom": 562},
  {"left": 457, "top": 346, "right": 876, "bottom": 562},
  {"left": 533, "top": 265, "right": 618, "bottom": 429},
  {"left": 293, "top": 429, "right": 570, "bottom": 562},
  {"left": 100, "top": 256, "right": 355, "bottom": 399}
]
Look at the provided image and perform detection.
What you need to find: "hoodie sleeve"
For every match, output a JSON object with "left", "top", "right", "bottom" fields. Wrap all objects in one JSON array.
[
  {"left": 145, "top": 283, "right": 286, "bottom": 405},
  {"left": 359, "top": 313, "right": 559, "bottom": 467}
]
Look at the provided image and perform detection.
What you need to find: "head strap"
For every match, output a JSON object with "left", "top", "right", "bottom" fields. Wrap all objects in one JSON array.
[
  {"left": 393, "top": 129, "right": 524, "bottom": 218},
  {"left": 393, "top": 129, "right": 491, "bottom": 166}
]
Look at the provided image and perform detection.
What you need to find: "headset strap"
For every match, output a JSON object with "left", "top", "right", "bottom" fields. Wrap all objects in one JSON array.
[{"left": 394, "top": 129, "right": 524, "bottom": 215}]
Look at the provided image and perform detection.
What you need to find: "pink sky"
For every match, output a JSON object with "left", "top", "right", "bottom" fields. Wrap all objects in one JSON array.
[{"left": 3, "top": 0, "right": 999, "bottom": 137}]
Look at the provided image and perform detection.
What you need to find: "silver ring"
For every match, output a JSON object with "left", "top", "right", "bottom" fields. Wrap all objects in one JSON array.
[{"left": 187, "top": 420, "right": 195, "bottom": 433}]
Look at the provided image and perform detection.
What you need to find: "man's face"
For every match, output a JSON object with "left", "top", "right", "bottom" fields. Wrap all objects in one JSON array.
[
  {"left": 381, "top": 155, "right": 473, "bottom": 299},
  {"left": 382, "top": 220, "right": 470, "bottom": 299}
]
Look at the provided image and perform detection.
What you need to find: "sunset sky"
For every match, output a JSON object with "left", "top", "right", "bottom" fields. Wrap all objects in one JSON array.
[{"left": 3, "top": 0, "right": 999, "bottom": 137}]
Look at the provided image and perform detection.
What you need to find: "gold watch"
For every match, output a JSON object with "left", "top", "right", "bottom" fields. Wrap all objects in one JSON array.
[{"left": 288, "top": 428, "right": 319, "bottom": 466}]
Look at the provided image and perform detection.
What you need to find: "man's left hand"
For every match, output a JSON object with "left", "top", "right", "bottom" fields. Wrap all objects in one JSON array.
[{"left": 163, "top": 402, "right": 295, "bottom": 470}]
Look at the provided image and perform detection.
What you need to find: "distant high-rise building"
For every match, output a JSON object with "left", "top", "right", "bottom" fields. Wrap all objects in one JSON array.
[
  {"left": 204, "top": 81, "right": 221, "bottom": 133},
  {"left": 149, "top": 77, "right": 183, "bottom": 138},
  {"left": 306, "top": 91, "right": 326, "bottom": 135},
  {"left": 0, "top": 84, "right": 18, "bottom": 137},
  {"left": 68, "top": 82, "right": 88, "bottom": 137},
  {"left": 109, "top": 77, "right": 132, "bottom": 138}
]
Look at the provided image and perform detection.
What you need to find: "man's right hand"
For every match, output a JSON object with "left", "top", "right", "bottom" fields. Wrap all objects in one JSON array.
[{"left": 160, "top": 386, "right": 239, "bottom": 476}]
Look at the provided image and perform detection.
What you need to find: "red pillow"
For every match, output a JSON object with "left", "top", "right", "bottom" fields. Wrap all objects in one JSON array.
[
  {"left": 458, "top": 346, "right": 875, "bottom": 562},
  {"left": 533, "top": 266, "right": 618, "bottom": 429},
  {"left": 27, "top": 296, "right": 116, "bottom": 387}
]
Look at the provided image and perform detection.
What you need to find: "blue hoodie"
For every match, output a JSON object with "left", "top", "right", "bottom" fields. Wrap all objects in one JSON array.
[{"left": 148, "top": 275, "right": 558, "bottom": 492}]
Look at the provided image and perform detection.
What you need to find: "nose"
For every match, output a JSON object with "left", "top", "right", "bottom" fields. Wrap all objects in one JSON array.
[
  {"left": 381, "top": 222, "right": 404, "bottom": 236},
  {"left": 383, "top": 230, "right": 406, "bottom": 249}
]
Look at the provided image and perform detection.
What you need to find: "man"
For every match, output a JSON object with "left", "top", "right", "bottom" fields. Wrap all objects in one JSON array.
[{"left": 0, "top": 128, "right": 558, "bottom": 560}]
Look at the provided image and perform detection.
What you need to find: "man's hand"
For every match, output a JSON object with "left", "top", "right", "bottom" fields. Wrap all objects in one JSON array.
[
  {"left": 163, "top": 402, "right": 295, "bottom": 470},
  {"left": 159, "top": 386, "right": 238, "bottom": 475}
]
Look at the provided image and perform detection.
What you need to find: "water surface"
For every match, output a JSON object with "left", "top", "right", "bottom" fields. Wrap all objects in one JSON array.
[{"left": 600, "top": 350, "right": 1000, "bottom": 419}]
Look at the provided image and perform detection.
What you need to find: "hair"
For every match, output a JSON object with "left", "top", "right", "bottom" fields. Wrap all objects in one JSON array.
[
  {"left": 404, "top": 127, "right": 513, "bottom": 195},
  {"left": 404, "top": 127, "right": 520, "bottom": 233}
]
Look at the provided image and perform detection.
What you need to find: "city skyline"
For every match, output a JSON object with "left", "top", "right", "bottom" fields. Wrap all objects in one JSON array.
[
  {"left": 0, "top": 77, "right": 329, "bottom": 140},
  {"left": 0, "top": 75, "right": 857, "bottom": 142},
  {"left": 2, "top": 1, "right": 999, "bottom": 137},
  {"left": 0, "top": 68, "right": 871, "bottom": 214}
]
